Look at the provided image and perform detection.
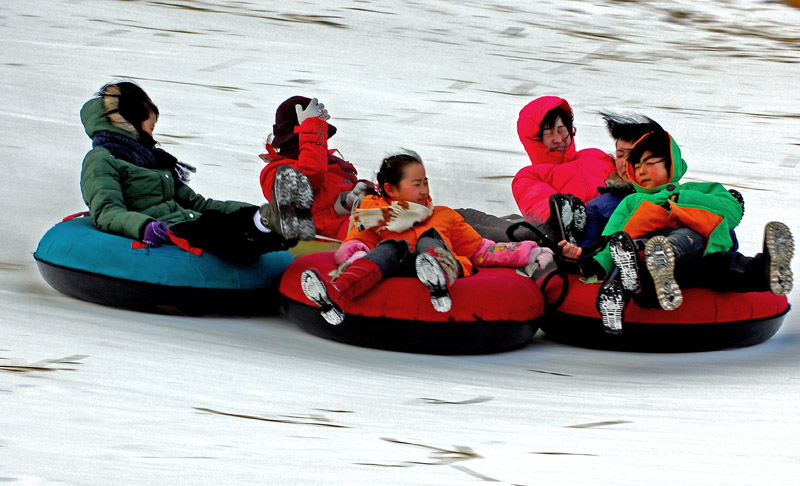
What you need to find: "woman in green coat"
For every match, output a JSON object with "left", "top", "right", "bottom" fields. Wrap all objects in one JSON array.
[{"left": 80, "top": 81, "right": 314, "bottom": 262}]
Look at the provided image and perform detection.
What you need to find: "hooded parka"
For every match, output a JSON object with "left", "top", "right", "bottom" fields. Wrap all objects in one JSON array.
[
  {"left": 80, "top": 94, "right": 251, "bottom": 241},
  {"left": 594, "top": 131, "right": 743, "bottom": 272},
  {"left": 512, "top": 96, "right": 615, "bottom": 223}
]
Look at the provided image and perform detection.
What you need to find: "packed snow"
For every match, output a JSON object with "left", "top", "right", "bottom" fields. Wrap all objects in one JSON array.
[{"left": 2, "top": 1, "right": 799, "bottom": 484}]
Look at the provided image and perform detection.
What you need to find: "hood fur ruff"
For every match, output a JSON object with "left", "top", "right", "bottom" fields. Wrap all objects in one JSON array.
[
  {"left": 604, "top": 171, "right": 632, "bottom": 191},
  {"left": 99, "top": 84, "right": 139, "bottom": 138}
]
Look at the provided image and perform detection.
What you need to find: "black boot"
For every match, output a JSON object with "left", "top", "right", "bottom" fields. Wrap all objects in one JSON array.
[
  {"left": 548, "top": 193, "right": 587, "bottom": 245},
  {"left": 608, "top": 231, "right": 642, "bottom": 294},
  {"left": 596, "top": 267, "right": 626, "bottom": 334}
]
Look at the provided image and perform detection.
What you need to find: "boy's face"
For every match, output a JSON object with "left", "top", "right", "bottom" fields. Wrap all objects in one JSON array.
[
  {"left": 615, "top": 139, "right": 635, "bottom": 183},
  {"left": 632, "top": 150, "right": 670, "bottom": 188}
]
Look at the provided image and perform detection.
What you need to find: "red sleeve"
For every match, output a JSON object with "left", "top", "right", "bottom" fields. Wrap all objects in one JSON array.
[
  {"left": 293, "top": 117, "right": 331, "bottom": 189},
  {"left": 512, "top": 165, "right": 555, "bottom": 223},
  {"left": 258, "top": 117, "right": 332, "bottom": 201}
]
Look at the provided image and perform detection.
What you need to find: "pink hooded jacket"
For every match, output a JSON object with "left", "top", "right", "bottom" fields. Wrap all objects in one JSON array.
[{"left": 512, "top": 96, "right": 615, "bottom": 223}]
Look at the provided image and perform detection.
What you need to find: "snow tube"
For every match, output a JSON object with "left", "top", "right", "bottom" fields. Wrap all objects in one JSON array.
[
  {"left": 280, "top": 251, "right": 544, "bottom": 354},
  {"left": 540, "top": 273, "right": 790, "bottom": 352},
  {"left": 34, "top": 217, "right": 293, "bottom": 314}
]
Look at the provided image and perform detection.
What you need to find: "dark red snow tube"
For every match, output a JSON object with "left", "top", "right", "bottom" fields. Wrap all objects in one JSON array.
[
  {"left": 279, "top": 252, "right": 545, "bottom": 354},
  {"left": 541, "top": 273, "right": 790, "bottom": 351}
]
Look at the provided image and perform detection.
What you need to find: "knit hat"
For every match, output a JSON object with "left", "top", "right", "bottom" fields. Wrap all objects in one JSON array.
[{"left": 272, "top": 96, "right": 337, "bottom": 151}]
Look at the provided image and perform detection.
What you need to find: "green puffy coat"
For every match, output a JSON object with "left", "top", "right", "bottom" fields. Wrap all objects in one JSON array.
[
  {"left": 79, "top": 97, "right": 253, "bottom": 241},
  {"left": 594, "top": 132, "right": 743, "bottom": 273}
]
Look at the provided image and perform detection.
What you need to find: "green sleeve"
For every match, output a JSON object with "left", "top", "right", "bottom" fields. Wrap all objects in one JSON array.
[
  {"left": 80, "top": 149, "right": 152, "bottom": 240},
  {"left": 174, "top": 182, "right": 255, "bottom": 214}
]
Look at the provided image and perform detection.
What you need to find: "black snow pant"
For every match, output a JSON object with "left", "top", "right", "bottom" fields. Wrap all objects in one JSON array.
[
  {"left": 456, "top": 208, "right": 548, "bottom": 243},
  {"left": 170, "top": 207, "right": 290, "bottom": 263},
  {"left": 676, "top": 250, "right": 770, "bottom": 294},
  {"left": 362, "top": 228, "right": 463, "bottom": 279}
]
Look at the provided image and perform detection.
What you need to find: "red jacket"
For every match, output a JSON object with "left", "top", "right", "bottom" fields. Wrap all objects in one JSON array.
[
  {"left": 259, "top": 117, "right": 356, "bottom": 239},
  {"left": 512, "top": 96, "right": 615, "bottom": 223}
]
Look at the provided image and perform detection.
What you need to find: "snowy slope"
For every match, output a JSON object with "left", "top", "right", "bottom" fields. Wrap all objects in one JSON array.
[{"left": 2, "top": 1, "right": 799, "bottom": 484}]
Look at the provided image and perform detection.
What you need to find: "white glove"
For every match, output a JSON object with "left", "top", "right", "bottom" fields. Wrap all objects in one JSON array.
[
  {"left": 295, "top": 98, "right": 330, "bottom": 124},
  {"left": 345, "top": 180, "right": 375, "bottom": 210}
]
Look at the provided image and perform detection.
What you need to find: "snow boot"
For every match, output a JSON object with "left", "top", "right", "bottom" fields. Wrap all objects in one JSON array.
[
  {"left": 763, "top": 221, "right": 794, "bottom": 295},
  {"left": 548, "top": 193, "right": 587, "bottom": 245},
  {"left": 608, "top": 231, "right": 642, "bottom": 294},
  {"left": 300, "top": 258, "right": 384, "bottom": 325},
  {"left": 300, "top": 269, "right": 345, "bottom": 325},
  {"left": 415, "top": 249, "right": 456, "bottom": 313},
  {"left": 596, "top": 271, "right": 625, "bottom": 334},
  {"left": 644, "top": 236, "right": 682, "bottom": 311},
  {"left": 330, "top": 258, "right": 384, "bottom": 302},
  {"left": 260, "top": 165, "right": 315, "bottom": 241}
]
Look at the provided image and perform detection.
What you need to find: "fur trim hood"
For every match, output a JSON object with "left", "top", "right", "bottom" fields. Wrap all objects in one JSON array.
[
  {"left": 601, "top": 171, "right": 634, "bottom": 195},
  {"left": 517, "top": 96, "right": 578, "bottom": 166},
  {"left": 80, "top": 85, "right": 140, "bottom": 141}
]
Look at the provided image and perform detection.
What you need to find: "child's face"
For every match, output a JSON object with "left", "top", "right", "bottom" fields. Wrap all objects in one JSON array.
[
  {"left": 141, "top": 112, "right": 157, "bottom": 136},
  {"left": 384, "top": 163, "right": 429, "bottom": 205},
  {"left": 632, "top": 150, "right": 669, "bottom": 189},
  {"left": 615, "top": 139, "right": 635, "bottom": 183}
]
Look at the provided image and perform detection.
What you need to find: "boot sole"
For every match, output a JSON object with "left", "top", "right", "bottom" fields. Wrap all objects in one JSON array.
[
  {"left": 644, "top": 236, "right": 682, "bottom": 311},
  {"left": 415, "top": 252, "right": 452, "bottom": 313},
  {"left": 609, "top": 232, "right": 641, "bottom": 294},
  {"left": 550, "top": 194, "right": 586, "bottom": 245},
  {"left": 274, "top": 167, "right": 316, "bottom": 241},
  {"left": 765, "top": 221, "right": 794, "bottom": 295},
  {"left": 596, "top": 278, "right": 624, "bottom": 334},
  {"left": 301, "top": 269, "right": 345, "bottom": 325}
]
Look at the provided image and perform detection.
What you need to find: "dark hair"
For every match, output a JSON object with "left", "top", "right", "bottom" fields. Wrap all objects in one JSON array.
[
  {"left": 600, "top": 112, "right": 662, "bottom": 143},
  {"left": 538, "top": 107, "right": 574, "bottom": 140},
  {"left": 98, "top": 81, "right": 159, "bottom": 147},
  {"left": 629, "top": 129, "right": 671, "bottom": 170},
  {"left": 377, "top": 150, "right": 424, "bottom": 197}
]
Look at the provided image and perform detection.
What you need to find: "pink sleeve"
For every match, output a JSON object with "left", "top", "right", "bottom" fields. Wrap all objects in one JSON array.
[{"left": 471, "top": 239, "right": 538, "bottom": 268}]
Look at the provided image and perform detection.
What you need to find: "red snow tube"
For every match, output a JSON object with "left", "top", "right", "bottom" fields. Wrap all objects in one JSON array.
[
  {"left": 540, "top": 273, "right": 790, "bottom": 351},
  {"left": 279, "top": 252, "right": 545, "bottom": 354}
]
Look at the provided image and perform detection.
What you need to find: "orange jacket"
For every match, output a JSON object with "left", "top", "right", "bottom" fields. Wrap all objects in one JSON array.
[{"left": 344, "top": 195, "right": 484, "bottom": 276}]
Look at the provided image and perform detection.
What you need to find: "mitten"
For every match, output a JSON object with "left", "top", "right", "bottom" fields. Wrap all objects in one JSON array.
[
  {"left": 334, "top": 239, "right": 371, "bottom": 265},
  {"left": 518, "top": 245, "right": 555, "bottom": 278},
  {"left": 143, "top": 221, "right": 172, "bottom": 247},
  {"left": 345, "top": 180, "right": 377, "bottom": 210},
  {"left": 530, "top": 245, "right": 555, "bottom": 269},
  {"left": 295, "top": 98, "right": 330, "bottom": 124}
]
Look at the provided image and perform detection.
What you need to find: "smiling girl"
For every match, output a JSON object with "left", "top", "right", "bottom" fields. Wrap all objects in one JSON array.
[{"left": 300, "top": 151, "right": 555, "bottom": 325}]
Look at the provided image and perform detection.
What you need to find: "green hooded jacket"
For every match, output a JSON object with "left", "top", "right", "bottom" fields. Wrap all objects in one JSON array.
[
  {"left": 79, "top": 95, "right": 252, "bottom": 241},
  {"left": 594, "top": 131, "right": 743, "bottom": 273}
]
